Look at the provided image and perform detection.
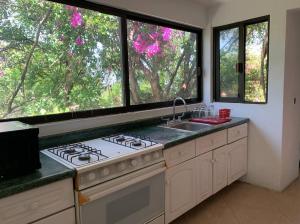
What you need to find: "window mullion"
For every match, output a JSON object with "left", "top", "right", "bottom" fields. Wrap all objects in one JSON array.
[
  {"left": 120, "top": 17, "right": 130, "bottom": 110},
  {"left": 238, "top": 24, "right": 246, "bottom": 102}
]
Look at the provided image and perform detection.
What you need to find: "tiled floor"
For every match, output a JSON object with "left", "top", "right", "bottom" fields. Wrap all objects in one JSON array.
[{"left": 171, "top": 177, "right": 300, "bottom": 224}]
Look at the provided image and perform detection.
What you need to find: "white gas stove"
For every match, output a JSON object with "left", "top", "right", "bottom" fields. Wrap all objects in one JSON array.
[{"left": 42, "top": 134, "right": 164, "bottom": 190}]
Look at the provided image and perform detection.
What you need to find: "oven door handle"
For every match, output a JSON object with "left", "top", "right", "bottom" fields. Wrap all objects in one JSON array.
[{"left": 79, "top": 166, "right": 166, "bottom": 205}]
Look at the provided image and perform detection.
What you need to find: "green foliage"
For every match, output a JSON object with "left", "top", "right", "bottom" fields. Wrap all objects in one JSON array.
[
  {"left": 127, "top": 21, "right": 197, "bottom": 104},
  {"left": 0, "top": 0, "right": 123, "bottom": 119},
  {"left": 219, "top": 22, "right": 268, "bottom": 102}
]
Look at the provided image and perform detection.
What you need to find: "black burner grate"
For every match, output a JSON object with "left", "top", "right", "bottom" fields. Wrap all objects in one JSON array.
[
  {"left": 47, "top": 143, "right": 108, "bottom": 166},
  {"left": 102, "top": 135, "right": 158, "bottom": 150}
]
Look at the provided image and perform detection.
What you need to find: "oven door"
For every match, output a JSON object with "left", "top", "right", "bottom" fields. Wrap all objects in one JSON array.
[{"left": 77, "top": 162, "right": 165, "bottom": 224}]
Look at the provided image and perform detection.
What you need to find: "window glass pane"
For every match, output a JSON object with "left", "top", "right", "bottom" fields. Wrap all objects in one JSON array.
[
  {"left": 0, "top": 0, "right": 123, "bottom": 119},
  {"left": 127, "top": 20, "right": 198, "bottom": 105},
  {"left": 245, "top": 21, "right": 269, "bottom": 103},
  {"left": 219, "top": 27, "right": 239, "bottom": 98}
]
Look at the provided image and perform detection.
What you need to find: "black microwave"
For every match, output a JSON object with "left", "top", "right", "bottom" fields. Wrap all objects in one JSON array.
[{"left": 0, "top": 121, "right": 41, "bottom": 180}]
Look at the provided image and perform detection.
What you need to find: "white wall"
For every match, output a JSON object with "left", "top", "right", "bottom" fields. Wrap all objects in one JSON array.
[
  {"left": 205, "top": 0, "right": 300, "bottom": 191},
  {"left": 281, "top": 9, "right": 300, "bottom": 189},
  {"left": 89, "top": 0, "right": 208, "bottom": 27},
  {"left": 36, "top": 0, "right": 208, "bottom": 136}
]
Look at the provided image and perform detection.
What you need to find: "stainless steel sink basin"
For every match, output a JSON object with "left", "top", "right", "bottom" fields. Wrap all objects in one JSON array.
[{"left": 163, "top": 121, "right": 212, "bottom": 132}]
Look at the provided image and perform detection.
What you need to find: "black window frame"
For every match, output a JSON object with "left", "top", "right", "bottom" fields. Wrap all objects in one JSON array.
[
  {"left": 213, "top": 15, "right": 270, "bottom": 104},
  {"left": 0, "top": 0, "right": 203, "bottom": 124}
]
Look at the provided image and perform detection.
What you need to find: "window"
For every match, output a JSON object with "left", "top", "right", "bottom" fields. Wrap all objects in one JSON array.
[
  {"left": 127, "top": 20, "right": 198, "bottom": 105},
  {"left": 0, "top": 0, "right": 202, "bottom": 123},
  {"left": 214, "top": 16, "right": 269, "bottom": 103}
]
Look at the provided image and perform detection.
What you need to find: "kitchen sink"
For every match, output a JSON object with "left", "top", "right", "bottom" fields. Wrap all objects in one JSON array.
[{"left": 163, "top": 121, "right": 212, "bottom": 132}]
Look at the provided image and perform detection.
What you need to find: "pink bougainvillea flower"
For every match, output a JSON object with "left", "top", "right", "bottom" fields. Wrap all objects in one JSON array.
[
  {"left": 162, "top": 27, "right": 172, "bottom": 41},
  {"left": 75, "top": 36, "right": 84, "bottom": 46},
  {"left": 71, "top": 11, "right": 83, "bottom": 28},
  {"left": 133, "top": 34, "right": 147, "bottom": 54},
  {"left": 0, "top": 70, "right": 4, "bottom": 78},
  {"left": 146, "top": 41, "right": 161, "bottom": 58}
]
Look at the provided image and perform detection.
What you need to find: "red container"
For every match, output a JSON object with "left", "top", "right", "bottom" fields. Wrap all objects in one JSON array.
[{"left": 219, "top": 109, "right": 231, "bottom": 119}]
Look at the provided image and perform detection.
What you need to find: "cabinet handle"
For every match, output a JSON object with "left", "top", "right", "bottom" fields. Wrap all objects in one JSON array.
[{"left": 211, "top": 159, "right": 217, "bottom": 164}]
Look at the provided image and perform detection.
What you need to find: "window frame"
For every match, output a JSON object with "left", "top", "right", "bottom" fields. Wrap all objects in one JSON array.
[
  {"left": 213, "top": 15, "right": 270, "bottom": 104},
  {"left": 0, "top": 0, "right": 203, "bottom": 124}
]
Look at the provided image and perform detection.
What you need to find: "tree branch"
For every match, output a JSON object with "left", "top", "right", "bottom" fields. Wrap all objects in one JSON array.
[
  {"left": 6, "top": 7, "right": 52, "bottom": 115},
  {"left": 165, "top": 49, "right": 186, "bottom": 96}
]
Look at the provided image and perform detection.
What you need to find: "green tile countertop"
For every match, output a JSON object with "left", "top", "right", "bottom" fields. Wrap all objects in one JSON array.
[
  {"left": 0, "top": 153, "right": 75, "bottom": 199},
  {"left": 126, "top": 117, "right": 249, "bottom": 149},
  {"left": 0, "top": 116, "right": 247, "bottom": 200}
]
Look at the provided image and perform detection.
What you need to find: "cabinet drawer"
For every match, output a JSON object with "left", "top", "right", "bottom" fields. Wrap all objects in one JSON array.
[
  {"left": 0, "top": 178, "right": 74, "bottom": 224},
  {"left": 196, "top": 130, "right": 227, "bottom": 155},
  {"left": 228, "top": 123, "right": 248, "bottom": 143},
  {"left": 164, "top": 140, "right": 196, "bottom": 167},
  {"left": 33, "top": 208, "right": 75, "bottom": 224}
]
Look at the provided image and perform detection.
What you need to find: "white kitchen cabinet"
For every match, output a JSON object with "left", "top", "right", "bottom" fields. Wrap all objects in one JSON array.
[
  {"left": 165, "top": 159, "right": 196, "bottom": 224},
  {"left": 0, "top": 178, "right": 74, "bottom": 224},
  {"left": 164, "top": 123, "right": 248, "bottom": 223},
  {"left": 163, "top": 140, "right": 196, "bottom": 168},
  {"left": 32, "top": 208, "right": 75, "bottom": 224},
  {"left": 196, "top": 130, "right": 227, "bottom": 156},
  {"left": 212, "top": 145, "right": 229, "bottom": 194},
  {"left": 195, "top": 151, "right": 213, "bottom": 204},
  {"left": 227, "top": 138, "right": 248, "bottom": 185},
  {"left": 228, "top": 123, "right": 248, "bottom": 143}
]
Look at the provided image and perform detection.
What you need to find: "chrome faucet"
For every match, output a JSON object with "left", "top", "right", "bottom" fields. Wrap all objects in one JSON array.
[{"left": 173, "top": 97, "right": 188, "bottom": 122}]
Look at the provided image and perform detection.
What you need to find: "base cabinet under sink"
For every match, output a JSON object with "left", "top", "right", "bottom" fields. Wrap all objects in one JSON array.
[{"left": 164, "top": 124, "right": 248, "bottom": 224}]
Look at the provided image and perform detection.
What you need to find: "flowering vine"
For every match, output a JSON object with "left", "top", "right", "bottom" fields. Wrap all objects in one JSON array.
[{"left": 132, "top": 26, "right": 173, "bottom": 58}]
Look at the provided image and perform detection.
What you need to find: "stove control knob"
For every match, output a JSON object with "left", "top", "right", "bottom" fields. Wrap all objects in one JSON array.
[
  {"left": 131, "top": 159, "right": 138, "bottom": 167},
  {"left": 118, "top": 162, "right": 127, "bottom": 171},
  {"left": 88, "top": 172, "right": 96, "bottom": 181},
  {"left": 144, "top": 155, "right": 151, "bottom": 162},
  {"left": 102, "top": 168, "right": 110, "bottom": 176},
  {"left": 153, "top": 152, "right": 160, "bottom": 159}
]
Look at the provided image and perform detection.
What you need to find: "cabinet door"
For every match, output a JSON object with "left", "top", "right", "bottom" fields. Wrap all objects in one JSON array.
[
  {"left": 195, "top": 151, "right": 213, "bottom": 204},
  {"left": 212, "top": 145, "right": 229, "bottom": 194},
  {"left": 165, "top": 159, "right": 196, "bottom": 224},
  {"left": 33, "top": 208, "right": 75, "bottom": 224},
  {"left": 228, "top": 138, "right": 248, "bottom": 185}
]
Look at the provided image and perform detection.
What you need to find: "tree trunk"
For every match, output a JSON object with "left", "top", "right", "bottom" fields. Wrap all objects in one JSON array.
[
  {"left": 5, "top": 7, "right": 52, "bottom": 117},
  {"left": 260, "top": 31, "right": 269, "bottom": 98}
]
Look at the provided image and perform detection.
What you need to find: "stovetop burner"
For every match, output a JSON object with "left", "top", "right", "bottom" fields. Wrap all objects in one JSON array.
[
  {"left": 64, "top": 148, "right": 76, "bottom": 154},
  {"left": 102, "top": 134, "right": 158, "bottom": 150},
  {"left": 116, "top": 136, "right": 126, "bottom": 142},
  {"left": 46, "top": 143, "right": 108, "bottom": 166},
  {"left": 132, "top": 140, "right": 142, "bottom": 147},
  {"left": 78, "top": 153, "right": 91, "bottom": 161}
]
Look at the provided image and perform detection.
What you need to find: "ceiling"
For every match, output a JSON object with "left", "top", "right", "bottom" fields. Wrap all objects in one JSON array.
[{"left": 191, "top": 0, "right": 233, "bottom": 7}]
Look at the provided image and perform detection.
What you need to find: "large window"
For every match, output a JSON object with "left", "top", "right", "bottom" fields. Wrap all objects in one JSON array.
[
  {"left": 127, "top": 20, "right": 198, "bottom": 105},
  {"left": 0, "top": 0, "right": 201, "bottom": 123},
  {"left": 214, "top": 16, "right": 269, "bottom": 103}
]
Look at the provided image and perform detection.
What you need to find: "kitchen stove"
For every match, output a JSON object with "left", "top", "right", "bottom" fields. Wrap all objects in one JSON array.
[
  {"left": 42, "top": 134, "right": 164, "bottom": 190},
  {"left": 43, "top": 133, "right": 165, "bottom": 224}
]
